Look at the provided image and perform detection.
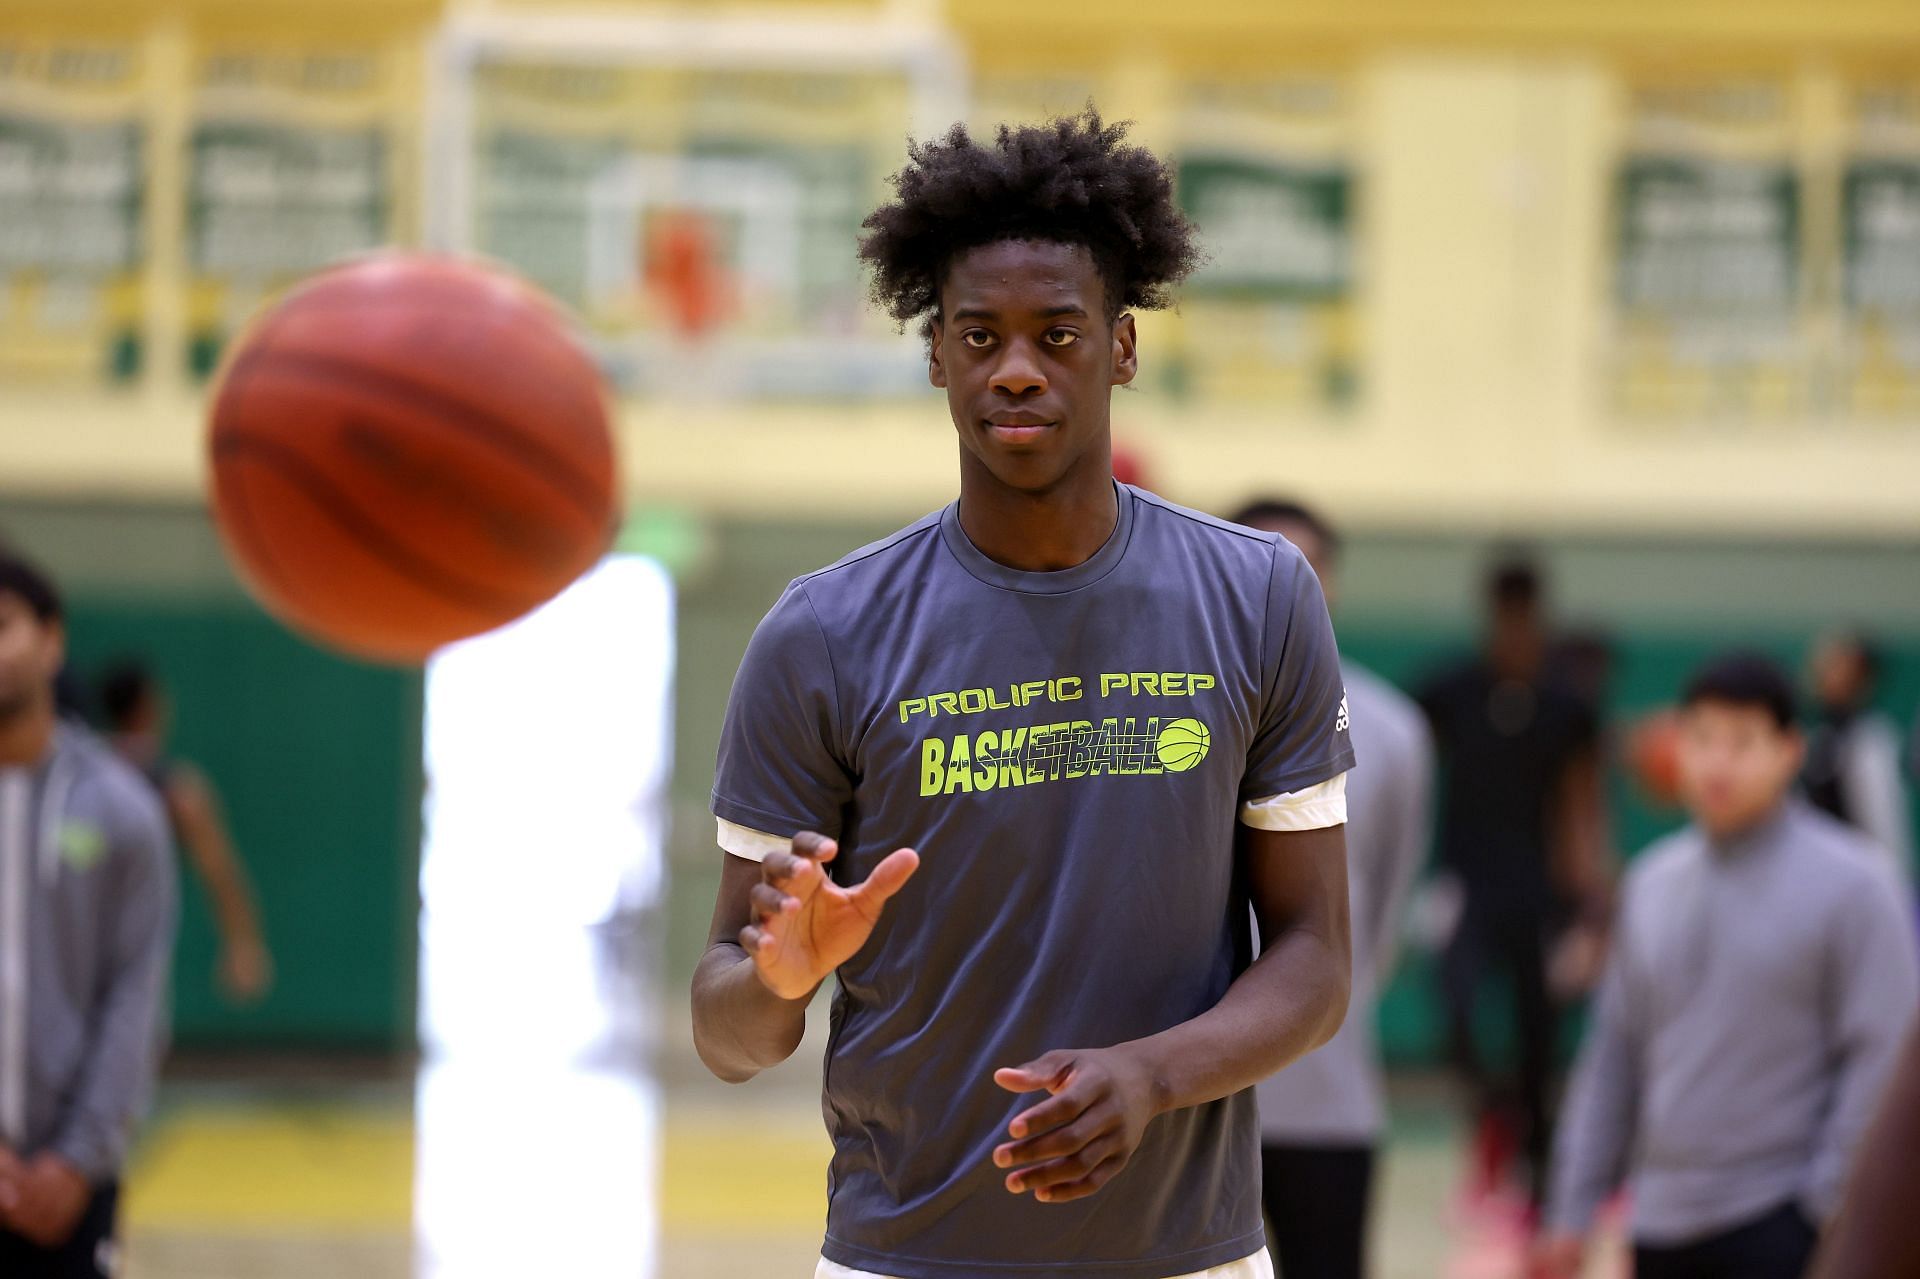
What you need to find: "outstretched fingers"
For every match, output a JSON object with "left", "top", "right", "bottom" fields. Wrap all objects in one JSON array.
[
  {"left": 749, "top": 881, "right": 798, "bottom": 924},
  {"left": 738, "top": 923, "right": 778, "bottom": 961},
  {"left": 847, "top": 847, "right": 920, "bottom": 919}
]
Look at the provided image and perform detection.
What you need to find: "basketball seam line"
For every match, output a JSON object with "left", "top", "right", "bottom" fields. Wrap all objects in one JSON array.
[
  {"left": 236, "top": 346, "right": 610, "bottom": 521},
  {"left": 213, "top": 433, "right": 556, "bottom": 619}
]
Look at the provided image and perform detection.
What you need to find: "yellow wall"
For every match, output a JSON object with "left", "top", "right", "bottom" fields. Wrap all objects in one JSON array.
[{"left": 3, "top": 1, "right": 1918, "bottom": 535}]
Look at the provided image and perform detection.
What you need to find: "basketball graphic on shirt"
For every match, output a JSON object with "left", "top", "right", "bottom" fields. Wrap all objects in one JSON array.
[{"left": 1155, "top": 718, "right": 1211, "bottom": 772}]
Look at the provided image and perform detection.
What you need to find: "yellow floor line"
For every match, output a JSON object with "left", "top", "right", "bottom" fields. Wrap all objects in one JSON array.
[
  {"left": 124, "top": 1105, "right": 414, "bottom": 1234},
  {"left": 122, "top": 1101, "right": 831, "bottom": 1236},
  {"left": 659, "top": 1110, "right": 830, "bottom": 1232}
]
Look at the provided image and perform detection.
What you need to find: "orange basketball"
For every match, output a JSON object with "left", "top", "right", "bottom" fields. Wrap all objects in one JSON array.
[
  {"left": 1626, "top": 707, "right": 1685, "bottom": 809},
  {"left": 207, "top": 254, "right": 618, "bottom": 664}
]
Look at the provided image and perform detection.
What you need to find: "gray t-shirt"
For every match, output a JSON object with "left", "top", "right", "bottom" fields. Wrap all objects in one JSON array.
[{"left": 712, "top": 484, "right": 1355, "bottom": 1279}]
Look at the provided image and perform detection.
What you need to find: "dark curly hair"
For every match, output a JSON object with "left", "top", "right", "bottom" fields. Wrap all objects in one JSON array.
[{"left": 858, "top": 107, "right": 1200, "bottom": 339}]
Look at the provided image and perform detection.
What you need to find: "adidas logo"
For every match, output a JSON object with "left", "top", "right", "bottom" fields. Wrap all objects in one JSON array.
[{"left": 1335, "top": 692, "right": 1350, "bottom": 734}]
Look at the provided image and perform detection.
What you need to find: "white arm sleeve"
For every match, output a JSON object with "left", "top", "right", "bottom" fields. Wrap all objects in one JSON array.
[
  {"left": 716, "top": 818, "right": 790, "bottom": 862},
  {"left": 1239, "top": 771, "right": 1348, "bottom": 832}
]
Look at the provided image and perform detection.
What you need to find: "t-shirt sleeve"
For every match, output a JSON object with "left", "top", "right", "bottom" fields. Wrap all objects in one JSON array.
[
  {"left": 1241, "top": 539, "right": 1357, "bottom": 803},
  {"left": 710, "top": 580, "right": 856, "bottom": 847}
]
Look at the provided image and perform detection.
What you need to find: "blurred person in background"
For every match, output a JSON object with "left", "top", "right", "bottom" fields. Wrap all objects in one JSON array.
[
  {"left": 1536, "top": 653, "right": 1919, "bottom": 1279},
  {"left": 0, "top": 554, "right": 174, "bottom": 1278},
  {"left": 0, "top": 545, "right": 83, "bottom": 725},
  {"left": 1545, "top": 629, "right": 1615, "bottom": 720},
  {"left": 1802, "top": 630, "right": 1913, "bottom": 887},
  {"left": 95, "top": 660, "right": 273, "bottom": 1004},
  {"left": 1233, "top": 498, "right": 1433, "bottom": 1279},
  {"left": 693, "top": 112, "right": 1355, "bottom": 1279},
  {"left": 1417, "top": 558, "right": 1608, "bottom": 1218}
]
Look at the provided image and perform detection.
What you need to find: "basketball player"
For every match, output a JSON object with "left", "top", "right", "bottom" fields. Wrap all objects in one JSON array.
[
  {"left": 95, "top": 661, "right": 273, "bottom": 1003},
  {"left": 692, "top": 111, "right": 1356, "bottom": 1279},
  {"left": 1416, "top": 558, "right": 1605, "bottom": 1215},
  {"left": 1230, "top": 500, "right": 1432, "bottom": 1279},
  {"left": 1535, "top": 653, "right": 1919, "bottom": 1279},
  {"left": 0, "top": 554, "right": 174, "bottom": 1278}
]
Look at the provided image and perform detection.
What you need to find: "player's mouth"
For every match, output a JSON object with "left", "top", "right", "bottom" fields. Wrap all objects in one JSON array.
[{"left": 983, "top": 414, "right": 1056, "bottom": 444}]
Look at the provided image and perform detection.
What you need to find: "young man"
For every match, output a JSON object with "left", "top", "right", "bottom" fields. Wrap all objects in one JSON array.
[
  {"left": 692, "top": 112, "right": 1357, "bottom": 1279},
  {"left": 1536, "top": 653, "right": 1919, "bottom": 1279},
  {"left": 1232, "top": 499, "right": 1432, "bottom": 1279},
  {"left": 1417, "top": 558, "right": 1606, "bottom": 1212},
  {"left": 0, "top": 555, "right": 175, "bottom": 1278},
  {"left": 96, "top": 660, "right": 273, "bottom": 1003}
]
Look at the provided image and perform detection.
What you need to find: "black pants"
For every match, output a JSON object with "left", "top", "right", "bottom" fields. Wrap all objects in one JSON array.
[
  {"left": 1634, "top": 1202, "right": 1818, "bottom": 1279},
  {"left": 1440, "top": 895, "right": 1557, "bottom": 1206},
  {"left": 1261, "top": 1143, "right": 1375, "bottom": 1279},
  {"left": 0, "top": 1182, "right": 119, "bottom": 1279}
]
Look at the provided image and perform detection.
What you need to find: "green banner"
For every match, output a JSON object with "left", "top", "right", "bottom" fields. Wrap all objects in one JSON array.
[
  {"left": 1615, "top": 157, "right": 1798, "bottom": 313},
  {"left": 1840, "top": 157, "right": 1920, "bottom": 414},
  {"left": 185, "top": 122, "right": 388, "bottom": 375},
  {"left": 1610, "top": 154, "right": 1805, "bottom": 417},
  {"left": 0, "top": 39, "right": 147, "bottom": 383},
  {"left": 1179, "top": 156, "right": 1352, "bottom": 302},
  {"left": 1844, "top": 159, "right": 1920, "bottom": 312}
]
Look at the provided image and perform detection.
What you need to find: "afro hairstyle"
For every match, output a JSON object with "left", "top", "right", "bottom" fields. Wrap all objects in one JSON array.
[{"left": 858, "top": 107, "right": 1201, "bottom": 341}]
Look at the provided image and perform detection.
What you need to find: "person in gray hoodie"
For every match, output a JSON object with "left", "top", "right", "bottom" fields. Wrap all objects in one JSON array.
[
  {"left": 1535, "top": 652, "right": 1919, "bottom": 1279},
  {"left": 0, "top": 552, "right": 174, "bottom": 1278}
]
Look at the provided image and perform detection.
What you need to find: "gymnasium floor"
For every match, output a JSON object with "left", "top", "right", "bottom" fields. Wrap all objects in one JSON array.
[{"left": 117, "top": 1008, "right": 1629, "bottom": 1279}]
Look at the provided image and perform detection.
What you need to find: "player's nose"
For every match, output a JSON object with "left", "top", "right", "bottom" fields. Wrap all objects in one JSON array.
[{"left": 988, "top": 339, "right": 1047, "bottom": 398}]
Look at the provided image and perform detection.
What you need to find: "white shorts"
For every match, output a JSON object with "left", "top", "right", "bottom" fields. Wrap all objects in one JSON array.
[{"left": 816, "top": 1248, "right": 1273, "bottom": 1279}]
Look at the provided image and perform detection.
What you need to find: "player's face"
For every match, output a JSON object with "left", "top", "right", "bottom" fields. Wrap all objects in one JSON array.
[
  {"left": 0, "top": 593, "right": 62, "bottom": 720},
  {"left": 929, "top": 240, "right": 1137, "bottom": 494},
  {"left": 1677, "top": 700, "right": 1803, "bottom": 836}
]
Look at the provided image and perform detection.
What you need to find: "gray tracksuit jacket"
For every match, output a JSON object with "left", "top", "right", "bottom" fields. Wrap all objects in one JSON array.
[
  {"left": 0, "top": 721, "right": 174, "bottom": 1183},
  {"left": 1547, "top": 799, "right": 1920, "bottom": 1246}
]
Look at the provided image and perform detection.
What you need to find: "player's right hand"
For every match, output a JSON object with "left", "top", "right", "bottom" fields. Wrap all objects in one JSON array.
[{"left": 740, "top": 831, "right": 918, "bottom": 1001}]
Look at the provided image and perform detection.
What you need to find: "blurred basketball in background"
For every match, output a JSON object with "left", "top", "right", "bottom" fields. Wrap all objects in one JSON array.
[
  {"left": 1626, "top": 707, "right": 1684, "bottom": 809},
  {"left": 207, "top": 254, "right": 619, "bottom": 664}
]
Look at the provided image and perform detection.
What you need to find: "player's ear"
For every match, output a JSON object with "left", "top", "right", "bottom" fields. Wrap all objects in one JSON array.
[
  {"left": 928, "top": 320, "right": 948, "bottom": 389},
  {"left": 41, "top": 618, "right": 67, "bottom": 676},
  {"left": 1780, "top": 725, "right": 1807, "bottom": 777},
  {"left": 1110, "top": 313, "right": 1138, "bottom": 388}
]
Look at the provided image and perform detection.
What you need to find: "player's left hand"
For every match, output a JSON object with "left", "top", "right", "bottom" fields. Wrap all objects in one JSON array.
[
  {"left": 0, "top": 1151, "right": 91, "bottom": 1246},
  {"left": 991, "top": 1046, "right": 1160, "bottom": 1204}
]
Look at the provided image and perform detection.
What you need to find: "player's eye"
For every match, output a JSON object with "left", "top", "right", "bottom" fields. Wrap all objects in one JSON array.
[
  {"left": 961, "top": 330, "right": 995, "bottom": 349},
  {"left": 1042, "top": 329, "right": 1079, "bottom": 347}
]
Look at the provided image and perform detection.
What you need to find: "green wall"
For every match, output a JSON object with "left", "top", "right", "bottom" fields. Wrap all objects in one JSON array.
[
  {"left": 4, "top": 497, "right": 423, "bottom": 1050},
  {"left": 63, "top": 604, "right": 423, "bottom": 1048}
]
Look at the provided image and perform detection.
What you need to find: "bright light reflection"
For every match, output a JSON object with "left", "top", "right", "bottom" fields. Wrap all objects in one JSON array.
[{"left": 415, "top": 556, "right": 674, "bottom": 1279}]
